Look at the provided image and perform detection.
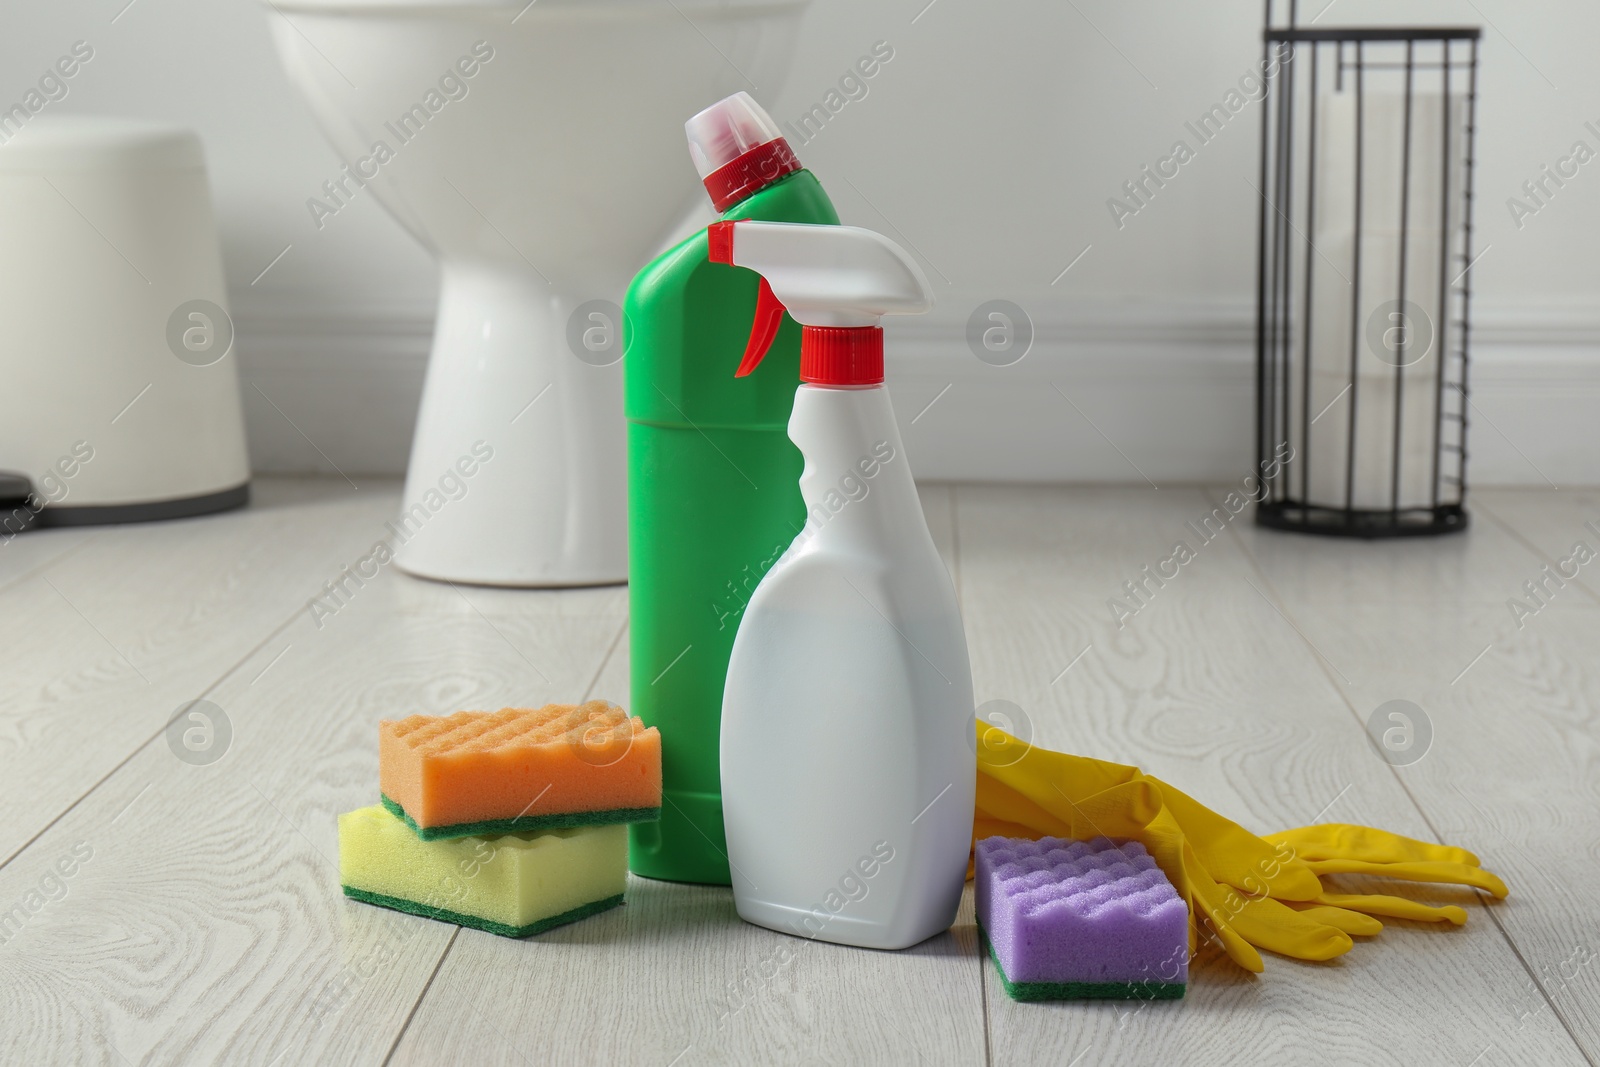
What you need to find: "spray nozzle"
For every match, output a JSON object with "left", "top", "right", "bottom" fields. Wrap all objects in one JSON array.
[{"left": 706, "top": 219, "right": 933, "bottom": 386}]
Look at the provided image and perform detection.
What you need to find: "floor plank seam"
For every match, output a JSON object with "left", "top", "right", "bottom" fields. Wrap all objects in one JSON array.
[
  {"left": 1213, "top": 489, "right": 1596, "bottom": 1062},
  {"left": 0, "top": 514, "right": 388, "bottom": 876},
  {"left": 380, "top": 926, "right": 460, "bottom": 1067},
  {"left": 1383, "top": 779, "right": 1592, "bottom": 1060},
  {"left": 1471, "top": 888, "right": 1600, "bottom": 1067},
  {"left": 951, "top": 489, "right": 989, "bottom": 1064},
  {"left": 977, "top": 923, "right": 992, "bottom": 1066},
  {"left": 0, "top": 529, "right": 102, "bottom": 598},
  {"left": 0, "top": 595, "right": 317, "bottom": 875},
  {"left": 1474, "top": 496, "right": 1600, "bottom": 610},
  {"left": 382, "top": 611, "right": 633, "bottom": 1048},
  {"left": 582, "top": 617, "right": 629, "bottom": 703}
]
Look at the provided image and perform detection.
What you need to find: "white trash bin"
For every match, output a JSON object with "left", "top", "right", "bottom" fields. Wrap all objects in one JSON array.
[{"left": 0, "top": 115, "right": 250, "bottom": 528}]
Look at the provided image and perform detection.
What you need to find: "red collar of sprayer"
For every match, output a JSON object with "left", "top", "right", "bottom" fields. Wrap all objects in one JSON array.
[
  {"left": 702, "top": 137, "right": 801, "bottom": 213},
  {"left": 802, "top": 326, "right": 883, "bottom": 386}
]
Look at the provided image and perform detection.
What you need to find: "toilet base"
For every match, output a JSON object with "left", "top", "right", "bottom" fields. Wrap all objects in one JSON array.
[{"left": 392, "top": 264, "right": 628, "bottom": 588}]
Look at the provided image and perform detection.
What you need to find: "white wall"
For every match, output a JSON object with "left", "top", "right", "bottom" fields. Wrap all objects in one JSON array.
[{"left": 6, "top": 0, "right": 1599, "bottom": 486}]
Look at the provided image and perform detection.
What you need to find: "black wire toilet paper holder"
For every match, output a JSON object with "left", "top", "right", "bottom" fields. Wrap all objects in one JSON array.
[{"left": 1252, "top": 0, "right": 1481, "bottom": 537}]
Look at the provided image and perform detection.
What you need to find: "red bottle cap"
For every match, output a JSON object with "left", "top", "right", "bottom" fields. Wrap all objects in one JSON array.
[
  {"left": 702, "top": 138, "right": 801, "bottom": 213},
  {"left": 801, "top": 327, "right": 883, "bottom": 386},
  {"left": 686, "top": 93, "right": 801, "bottom": 212}
]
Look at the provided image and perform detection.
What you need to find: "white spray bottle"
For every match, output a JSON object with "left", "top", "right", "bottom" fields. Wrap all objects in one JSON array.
[{"left": 711, "top": 219, "right": 976, "bottom": 950}]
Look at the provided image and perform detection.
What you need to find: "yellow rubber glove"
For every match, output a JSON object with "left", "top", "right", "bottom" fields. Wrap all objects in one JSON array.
[
  {"left": 972, "top": 724, "right": 1507, "bottom": 972},
  {"left": 1265, "top": 823, "right": 1508, "bottom": 926}
]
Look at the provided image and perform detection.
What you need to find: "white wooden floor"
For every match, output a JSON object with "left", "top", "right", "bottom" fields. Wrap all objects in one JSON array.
[{"left": 2, "top": 477, "right": 1597, "bottom": 1066}]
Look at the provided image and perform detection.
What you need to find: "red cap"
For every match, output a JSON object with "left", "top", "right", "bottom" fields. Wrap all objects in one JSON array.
[
  {"left": 802, "top": 327, "right": 883, "bottom": 386},
  {"left": 701, "top": 138, "right": 801, "bottom": 213}
]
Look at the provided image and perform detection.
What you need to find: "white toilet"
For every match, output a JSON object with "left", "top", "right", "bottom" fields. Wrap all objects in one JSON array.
[{"left": 264, "top": 0, "right": 809, "bottom": 586}]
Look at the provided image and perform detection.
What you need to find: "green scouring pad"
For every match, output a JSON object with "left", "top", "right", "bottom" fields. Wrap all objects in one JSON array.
[
  {"left": 380, "top": 794, "right": 659, "bottom": 841},
  {"left": 982, "top": 927, "right": 1186, "bottom": 1002}
]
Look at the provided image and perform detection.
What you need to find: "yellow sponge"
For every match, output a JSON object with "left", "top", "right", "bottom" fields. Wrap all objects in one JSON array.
[{"left": 338, "top": 804, "right": 626, "bottom": 937}]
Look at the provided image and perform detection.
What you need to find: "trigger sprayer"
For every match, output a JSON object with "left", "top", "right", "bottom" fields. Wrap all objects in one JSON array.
[
  {"left": 712, "top": 220, "right": 976, "bottom": 951},
  {"left": 708, "top": 218, "right": 932, "bottom": 384}
]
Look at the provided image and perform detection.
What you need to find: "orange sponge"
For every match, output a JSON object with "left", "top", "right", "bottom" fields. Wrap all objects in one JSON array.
[{"left": 380, "top": 702, "right": 661, "bottom": 840}]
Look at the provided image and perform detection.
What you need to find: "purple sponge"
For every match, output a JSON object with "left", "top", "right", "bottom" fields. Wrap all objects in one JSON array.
[{"left": 975, "top": 836, "right": 1188, "bottom": 1001}]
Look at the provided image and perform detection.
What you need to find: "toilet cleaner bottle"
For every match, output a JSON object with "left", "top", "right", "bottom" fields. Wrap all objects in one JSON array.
[
  {"left": 710, "top": 220, "right": 977, "bottom": 950},
  {"left": 624, "top": 94, "right": 839, "bottom": 884}
]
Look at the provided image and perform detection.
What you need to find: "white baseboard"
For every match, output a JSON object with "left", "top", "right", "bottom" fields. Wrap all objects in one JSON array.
[
  {"left": 231, "top": 293, "right": 1600, "bottom": 488},
  {"left": 234, "top": 300, "right": 432, "bottom": 481}
]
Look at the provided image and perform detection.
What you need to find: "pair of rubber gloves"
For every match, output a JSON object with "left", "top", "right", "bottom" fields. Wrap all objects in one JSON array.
[{"left": 971, "top": 725, "right": 1508, "bottom": 973}]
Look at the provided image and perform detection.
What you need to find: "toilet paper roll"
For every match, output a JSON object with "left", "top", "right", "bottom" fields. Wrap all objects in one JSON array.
[
  {"left": 1314, "top": 90, "right": 1464, "bottom": 239},
  {"left": 1309, "top": 230, "right": 1446, "bottom": 379},
  {"left": 1305, "top": 367, "right": 1439, "bottom": 510},
  {"left": 1295, "top": 88, "right": 1462, "bottom": 510}
]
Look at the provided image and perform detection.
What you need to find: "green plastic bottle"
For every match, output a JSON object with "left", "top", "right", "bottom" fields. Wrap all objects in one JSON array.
[{"left": 624, "top": 93, "right": 839, "bottom": 884}]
